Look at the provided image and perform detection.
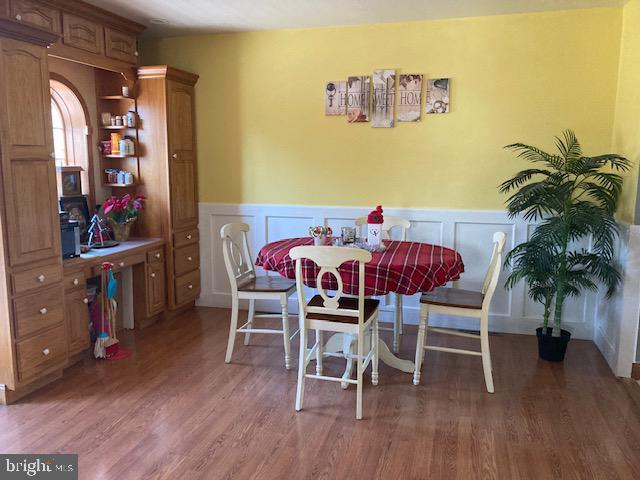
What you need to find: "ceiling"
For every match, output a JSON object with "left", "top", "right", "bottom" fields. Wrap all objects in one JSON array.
[{"left": 86, "top": 0, "right": 626, "bottom": 37}]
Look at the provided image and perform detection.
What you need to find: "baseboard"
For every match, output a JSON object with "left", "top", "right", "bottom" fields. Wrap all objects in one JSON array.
[{"left": 0, "top": 370, "right": 64, "bottom": 405}]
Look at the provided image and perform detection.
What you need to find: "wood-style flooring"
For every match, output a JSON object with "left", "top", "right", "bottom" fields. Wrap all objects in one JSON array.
[{"left": 1, "top": 307, "right": 640, "bottom": 479}]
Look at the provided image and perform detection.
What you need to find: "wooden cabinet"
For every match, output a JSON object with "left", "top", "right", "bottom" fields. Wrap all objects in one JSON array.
[
  {"left": 104, "top": 27, "right": 136, "bottom": 63},
  {"left": 0, "top": 38, "right": 60, "bottom": 267},
  {"left": 0, "top": 24, "right": 65, "bottom": 399},
  {"left": 147, "top": 261, "right": 166, "bottom": 316},
  {"left": 137, "top": 66, "right": 200, "bottom": 311},
  {"left": 11, "top": 0, "right": 61, "bottom": 34},
  {"left": 170, "top": 152, "right": 198, "bottom": 230},
  {"left": 62, "top": 12, "right": 103, "bottom": 55},
  {"left": 65, "top": 289, "right": 90, "bottom": 356}
]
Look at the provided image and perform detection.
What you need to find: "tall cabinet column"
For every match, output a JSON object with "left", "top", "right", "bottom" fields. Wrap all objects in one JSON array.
[
  {"left": 136, "top": 66, "right": 200, "bottom": 312},
  {"left": 0, "top": 20, "right": 66, "bottom": 403}
]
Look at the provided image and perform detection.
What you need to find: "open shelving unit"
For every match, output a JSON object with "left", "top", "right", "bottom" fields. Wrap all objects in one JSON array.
[{"left": 95, "top": 70, "right": 141, "bottom": 191}]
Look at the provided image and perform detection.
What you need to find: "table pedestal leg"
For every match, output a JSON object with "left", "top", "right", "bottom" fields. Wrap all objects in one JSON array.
[{"left": 322, "top": 332, "right": 415, "bottom": 385}]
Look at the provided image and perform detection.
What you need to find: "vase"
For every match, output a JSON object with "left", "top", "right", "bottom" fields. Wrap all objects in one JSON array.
[
  {"left": 536, "top": 327, "right": 571, "bottom": 362},
  {"left": 313, "top": 235, "right": 326, "bottom": 246},
  {"left": 109, "top": 219, "right": 135, "bottom": 242}
]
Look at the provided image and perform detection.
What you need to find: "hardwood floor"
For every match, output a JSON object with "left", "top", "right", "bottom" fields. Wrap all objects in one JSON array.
[{"left": 1, "top": 306, "right": 640, "bottom": 479}]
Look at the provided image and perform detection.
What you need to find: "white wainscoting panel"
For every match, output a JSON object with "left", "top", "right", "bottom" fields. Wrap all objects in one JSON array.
[
  {"left": 594, "top": 224, "right": 640, "bottom": 377},
  {"left": 198, "top": 203, "right": 602, "bottom": 340}
]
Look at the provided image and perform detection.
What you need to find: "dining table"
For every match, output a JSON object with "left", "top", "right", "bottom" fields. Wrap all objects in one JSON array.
[{"left": 255, "top": 237, "right": 465, "bottom": 379}]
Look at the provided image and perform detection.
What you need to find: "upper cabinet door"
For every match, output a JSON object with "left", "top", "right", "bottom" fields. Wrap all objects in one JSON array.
[
  {"left": 0, "top": 39, "right": 60, "bottom": 265},
  {"left": 105, "top": 27, "right": 137, "bottom": 64},
  {"left": 1, "top": 39, "right": 52, "bottom": 159},
  {"left": 62, "top": 13, "right": 104, "bottom": 55},
  {"left": 11, "top": 0, "right": 61, "bottom": 34},
  {"left": 167, "top": 81, "right": 197, "bottom": 229},
  {"left": 168, "top": 81, "right": 195, "bottom": 153}
]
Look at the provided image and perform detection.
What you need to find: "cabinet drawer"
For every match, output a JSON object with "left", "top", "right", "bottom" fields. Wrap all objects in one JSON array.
[
  {"left": 174, "top": 270, "right": 200, "bottom": 306},
  {"left": 173, "top": 228, "right": 199, "bottom": 248},
  {"left": 173, "top": 243, "right": 199, "bottom": 277},
  {"left": 13, "top": 286, "right": 64, "bottom": 339},
  {"left": 12, "top": 263, "right": 63, "bottom": 296},
  {"left": 16, "top": 324, "right": 67, "bottom": 382},
  {"left": 104, "top": 27, "right": 137, "bottom": 63},
  {"left": 62, "top": 13, "right": 104, "bottom": 55},
  {"left": 147, "top": 248, "right": 164, "bottom": 264},
  {"left": 63, "top": 270, "right": 86, "bottom": 292},
  {"left": 11, "top": 0, "right": 61, "bottom": 33},
  {"left": 92, "top": 253, "right": 145, "bottom": 276}
]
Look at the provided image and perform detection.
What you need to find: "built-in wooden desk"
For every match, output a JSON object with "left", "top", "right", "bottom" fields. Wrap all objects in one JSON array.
[{"left": 63, "top": 238, "right": 166, "bottom": 336}]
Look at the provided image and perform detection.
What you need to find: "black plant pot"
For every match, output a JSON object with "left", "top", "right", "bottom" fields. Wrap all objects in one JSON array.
[{"left": 536, "top": 327, "right": 571, "bottom": 362}]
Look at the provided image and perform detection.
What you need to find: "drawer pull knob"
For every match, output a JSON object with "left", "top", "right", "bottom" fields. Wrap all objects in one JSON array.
[
  {"left": 83, "top": 298, "right": 89, "bottom": 304},
  {"left": 150, "top": 273, "right": 156, "bottom": 278},
  {"left": 155, "top": 253, "right": 161, "bottom": 259},
  {"left": 37, "top": 274, "right": 46, "bottom": 283},
  {"left": 172, "top": 153, "right": 178, "bottom": 159},
  {"left": 15, "top": 14, "right": 21, "bottom": 21},
  {"left": 186, "top": 234, "right": 192, "bottom": 240},
  {"left": 42, "top": 348, "right": 50, "bottom": 356},
  {"left": 119, "top": 262, "right": 125, "bottom": 267},
  {"left": 39, "top": 308, "right": 47, "bottom": 315},
  {"left": 188, "top": 284, "right": 193, "bottom": 290},
  {"left": 73, "top": 278, "right": 79, "bottom": 286},
  {"left": 187, "top": 256, "right": 193, "bottom": 261}
]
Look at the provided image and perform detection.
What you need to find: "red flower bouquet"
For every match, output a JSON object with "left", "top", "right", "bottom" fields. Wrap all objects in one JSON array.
[{"left": 102, "top": 194, "right": 146, "bottom": 242}]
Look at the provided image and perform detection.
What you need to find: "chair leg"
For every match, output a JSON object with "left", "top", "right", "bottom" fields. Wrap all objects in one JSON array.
[
  {"left": 356, "top": 327, "right": 364, "bottom": 420},
  {"left": 315, "top": 330, "right": 324, "bottom": 375},
  {"left": 397, "top": 294, "right": 403, "bottom": 334},
  {"left": 372, "top": 317, "right": 379, "bottom": 386},
  {"left": 295, "top": 321, "right": 307, "bottom": 412},
  {"left": 281, "top": 296, "right": 292, "bottom": 370},
  {"left": 413, "top": 304, "right": 428, "bottom": 385},
  {"left": 244, "top": 299, "right": 255, "bottom": 346},
  {"left": 480, "top": 312, "right": 495, "bottom": 393},
  {"left": 225, "top": 295, "right": 239, "bottom": 363}
]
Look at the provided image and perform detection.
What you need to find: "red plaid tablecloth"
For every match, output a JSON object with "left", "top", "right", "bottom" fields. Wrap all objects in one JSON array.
[{"left": 255, "top": 238, "right": 465, "bottom": 296}]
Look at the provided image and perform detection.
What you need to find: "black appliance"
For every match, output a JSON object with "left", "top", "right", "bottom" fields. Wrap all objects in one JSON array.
[{"left": 60, "top": 211, "right": 81, "bottom": 259}]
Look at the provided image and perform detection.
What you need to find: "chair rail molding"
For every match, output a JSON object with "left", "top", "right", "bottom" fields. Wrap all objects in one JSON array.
[{"left": 197, "top": 202, "right": 639, "bottom": 364}]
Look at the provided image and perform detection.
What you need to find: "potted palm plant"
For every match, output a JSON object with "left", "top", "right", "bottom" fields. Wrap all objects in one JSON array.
[{"left": 500, "top": 130, "right": 629, "bottom": 361}]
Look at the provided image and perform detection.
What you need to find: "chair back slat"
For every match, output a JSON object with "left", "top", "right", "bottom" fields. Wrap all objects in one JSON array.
[
  {"left": 355, "top": 215, "right": 410, "bottom": 241},
  {"left": 220, "top": 223, "right": 256, "bottom": 291},
  {"left": 482, "top": 232, "right": 507, "bottom": 308},
  {"left": 291, "top": 246, "right": 371, "bottom": 323}
]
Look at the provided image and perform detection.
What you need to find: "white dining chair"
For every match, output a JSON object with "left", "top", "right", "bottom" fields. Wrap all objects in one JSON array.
[
  {"left": 290, "top": 245, "right": 379, "bottom": 420},
  {"left": 412, "top": 232, "right": 506, "bottom": 393},
  {"left": 355, "top": 215, "right": 411, "bottom": 352},
  {"left": 221, "top": 223, "right": 298, "bottom": 369}
]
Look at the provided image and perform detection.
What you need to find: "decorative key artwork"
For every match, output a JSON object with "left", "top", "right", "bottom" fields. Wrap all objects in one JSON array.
[
  {"left": 326, "top": 73, "right": 450, "bottom": 125},
  {"left": 324, "top": 81, "right": 347, "bottom": 115}
]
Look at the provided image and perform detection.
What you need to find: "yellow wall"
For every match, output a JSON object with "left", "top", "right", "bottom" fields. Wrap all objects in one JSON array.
[
  {"left": 141, "top": 8, "right": 624, "bottom": 211},
  {"left": 612, "top": 0, "right": 640, "bottom": 224}
]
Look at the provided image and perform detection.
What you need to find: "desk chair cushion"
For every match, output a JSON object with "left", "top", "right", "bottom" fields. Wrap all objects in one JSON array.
[
  {"left": 238, "top": 276, "right": 296, "bottom": 293},
  {"left": 420, "top": 287, "right": 484, "bottom": 309},
  {"left": 306, "top": 295, "right": 379, "bottom": 323}
]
